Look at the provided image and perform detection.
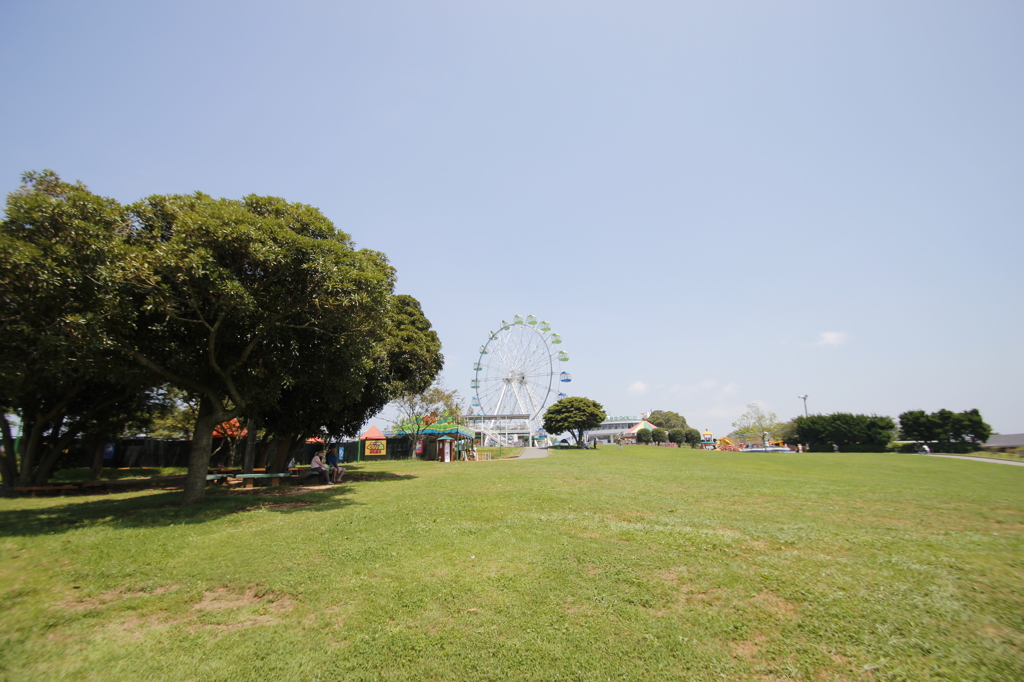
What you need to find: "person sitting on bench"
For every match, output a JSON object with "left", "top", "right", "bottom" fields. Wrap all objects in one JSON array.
[
  {"left": 326, "top": 446, "right": 345, "bottom": 483},
  {"left": 310, "top": 449, "right": 331, "bottom": 484}
]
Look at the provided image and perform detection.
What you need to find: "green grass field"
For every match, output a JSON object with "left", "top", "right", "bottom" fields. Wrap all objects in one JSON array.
[{"left": 2, "top": 447, "right": 1022, "bottom": 681}]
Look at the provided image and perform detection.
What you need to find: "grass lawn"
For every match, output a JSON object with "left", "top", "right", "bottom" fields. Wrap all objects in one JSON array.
[{"left": 2, "top": 447, "right": 1022, "bottom": 681}]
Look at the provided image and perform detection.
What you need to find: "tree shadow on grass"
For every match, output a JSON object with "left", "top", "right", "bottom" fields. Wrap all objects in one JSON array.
[{"left": 0, "top": 468, "right": 418, "bottom": 539}]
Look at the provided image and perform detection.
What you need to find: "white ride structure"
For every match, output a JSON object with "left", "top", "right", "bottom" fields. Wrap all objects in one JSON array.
[{"left": 468, "top": 314, "right": 571, "bottom": 447}]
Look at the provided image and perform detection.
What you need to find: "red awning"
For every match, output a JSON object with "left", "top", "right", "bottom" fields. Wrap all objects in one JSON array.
[{"left": 212, "top": 419, "right": 247, "bottom": 438}]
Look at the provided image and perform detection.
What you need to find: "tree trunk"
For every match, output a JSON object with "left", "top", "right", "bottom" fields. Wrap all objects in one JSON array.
[
  {"left": 32, "top": 431, "right": 77, "bottom": 485},
  {"left": 242, "top": 417, "right": 258, "bottom": 474},
  {"left": 255, "top": 437, "right": 272, "bottom": 469},
  {"left": 16, "top": 413, "right": 48, "bottom": 486},
  {"left": 1, "top": 416, "right": 17, "bottom": 487},
  {"left": 89, "top": 440, "right": 106, "bottom": 480},
  {"left": 268, "top": 433, "right": 298, "bottom": 473},
  {"left": 181, "top": 395, "right": 234, "bottom": 506}
]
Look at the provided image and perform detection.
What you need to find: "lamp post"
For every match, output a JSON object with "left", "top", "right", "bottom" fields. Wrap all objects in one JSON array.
[{"left": 797, "top": 395, "right": 808, "bottom": 418}]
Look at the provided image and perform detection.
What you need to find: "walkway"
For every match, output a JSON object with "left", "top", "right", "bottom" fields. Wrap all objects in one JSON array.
[
  {"left": 924, "top": 453, "right": 1024, "bottom": 467},
  {"left": 514, "top": 447, "right": 550, "bottom": 460}
]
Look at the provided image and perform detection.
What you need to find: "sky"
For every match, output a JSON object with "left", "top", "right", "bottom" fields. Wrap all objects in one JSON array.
[{"left": 2, "top": 1, "right": 1022, "bottom": 437}]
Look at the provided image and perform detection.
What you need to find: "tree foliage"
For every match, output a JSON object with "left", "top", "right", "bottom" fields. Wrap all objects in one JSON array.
[
  {"left": 668, "top": 428, "right": 686, "bottom": 446},
  {"left": 391, "top": 380, "right": 463, "bottom": 456},
  {"left": 648, "top": 410, "right": 688, "bottom": 431},
  {"left": 731, "top": 403, "right": 780, "bottom": 443},
  {"left": 899, "top": 409, "right": 991, "bottom": 453},
  {"left": 0, "top": 171, "right": 159, "bottom": 486},
  {"left": 794, "top": 413, "right": 896, "bottom": 452},
  {"left": 0, "top": 172, "right": 442, "bottom": 500},
  {"left": 542, "top": 397, "right": 606, "bottom": 448},
  {"left": 651, "top": 427, "right": 668, "bottom": 444},
  {"left": 635, "top": 428, "right": 653, "bottom": 445}
]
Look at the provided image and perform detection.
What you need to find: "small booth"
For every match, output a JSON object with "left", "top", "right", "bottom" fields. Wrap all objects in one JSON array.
[
  {"left": 437, "top": 435, "right": 455, "bottom": 463},
  {"left": 359, "top": 425, "right": 388, "bottom": 461},
  {"left": 700, "top": 429, "right": 717, "bottom": 450},
  {"left": 395, "top": 417, "right": 476, "bottom": 461},
  {"left": 619, "top": 419, "right": 660, "bottom": 445}
]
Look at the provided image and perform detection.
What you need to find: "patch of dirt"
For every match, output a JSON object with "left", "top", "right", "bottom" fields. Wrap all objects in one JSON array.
[
  {"left": 57, "top": 590, "right": 123, "bottom": 610},
  {"left": 120, "top": 614, "right": 182, "bottom": 639},
  {"left": 223, "top": 485, "right": 322, "bottom": 497},
  {"left": 651, "top": 585, "right": 724, "bottom": 616},
  {"left": 752, "top": 591, "right": 798, "bottom": 618},
  {"left": 218, "top": 614, "right": 278, "bottom": 631},
  {"left": 194, "top": 587, "right": 295, "bottom": 612},
  {"left": 730, "top": 634, "right": 767, "bottom": 660}
]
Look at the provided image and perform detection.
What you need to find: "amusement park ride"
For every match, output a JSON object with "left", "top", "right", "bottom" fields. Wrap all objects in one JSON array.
[{"left": 466, "top": 314, "right": 570, "bottom": 447}]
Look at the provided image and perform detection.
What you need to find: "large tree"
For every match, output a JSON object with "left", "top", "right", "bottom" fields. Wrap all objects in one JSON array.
[
  {"left": 648, "top": 410, "right": 688, "bottom": 431},
  {"left": 795, "top": 413, "right": 896, "bottom": 452},
  {"left": 1, "top": 174, "right": 442, "bottom": 498},
  {"left": 542, "top": 397, "right": 607, "bottom": 448},
  {"left": 731, "top": 403, "right": 780, "bottom": 444},
  {"left": 899, "top": 409, "right": 991, "bottom": 453},
  {"left": 120, "top": 191, "right": 417, "bottom": 504},
  {"left": 257, "top": 294, "right": 442, "bottom": 473},
  {"left": 0, "top": 171, "right": 159, "bottom": 486}
]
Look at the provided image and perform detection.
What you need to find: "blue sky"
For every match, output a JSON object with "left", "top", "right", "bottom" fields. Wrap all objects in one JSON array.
[{"left": 2, "top": 1, "right": 1022, "bottom": 436}]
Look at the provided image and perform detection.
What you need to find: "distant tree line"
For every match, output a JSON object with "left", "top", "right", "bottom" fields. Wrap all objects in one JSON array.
[
  {"left": 896, "top": 409, "right": 991, "bottom": 453},
  {"left": 686, "top": 403, "right": 992, "bottom": 454},
  {"left": 641, "top": 410, "right": 700, "bottom": 447},
  {"left": 792, "top": 414, "right": 896, "bottom": 452},
  {"left": 1, "top": 171, "right": 442, "bottom": 503}
]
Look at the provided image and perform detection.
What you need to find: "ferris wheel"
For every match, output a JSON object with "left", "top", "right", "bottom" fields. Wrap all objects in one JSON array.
[{"left": 470, "top": 314, "right": 571, "bottom": 435}]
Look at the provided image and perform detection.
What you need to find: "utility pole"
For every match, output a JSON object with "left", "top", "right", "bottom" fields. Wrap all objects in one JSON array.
[{"left": 797, "top": 395, "right": 808, "bottom": 418}]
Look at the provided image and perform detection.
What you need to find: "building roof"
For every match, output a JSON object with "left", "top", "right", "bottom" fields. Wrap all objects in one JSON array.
[
  {"left": 360, "top": 425, "right": 386, "bottom": 440},
  {"left": 983, "top": 433, "right": 1024, "bottom": 448}
]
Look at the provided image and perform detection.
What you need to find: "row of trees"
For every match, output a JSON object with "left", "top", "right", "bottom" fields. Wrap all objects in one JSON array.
[
  {"left": 729, "top": 403, "right": 992, "bottom": 453},
  {"left": 1, "top": 171, "right": 443, "bottom": 503},
  {"left": 634, "top": 427, "right": 700, "bottom": 447},
  {"left": 645, "top": 410, "right": 701, "bottom": 447},
  {"left": 897, "top": 409, "right": 991, "bottom": 453}
]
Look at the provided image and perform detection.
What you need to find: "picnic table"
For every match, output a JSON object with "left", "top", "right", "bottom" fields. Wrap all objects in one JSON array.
[{"left": 232, "top": 472, "right": 292, "bottom": 488}]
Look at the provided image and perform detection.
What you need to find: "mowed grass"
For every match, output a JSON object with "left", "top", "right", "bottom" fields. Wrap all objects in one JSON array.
[{"left": 1, "top": 448, "right": 1022, "bottom": 681}]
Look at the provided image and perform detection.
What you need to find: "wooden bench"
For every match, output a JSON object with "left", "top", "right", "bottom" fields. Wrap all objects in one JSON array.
[
  {"left": 14, "top": 485, "right": 78, "bottom": 496},
  {"left": 206, "top": 474, "right": 229, "bottom": 485},
  {"left": 232, "top": 472, "right": 292, "bottom": 489},
  {"left": 288, "top": 468, "right": 333, "bottom": 485}
]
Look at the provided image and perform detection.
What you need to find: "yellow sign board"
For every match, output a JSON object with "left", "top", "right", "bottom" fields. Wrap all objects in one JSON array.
[{"left": 365, "top": 440, "right": 387, "bottom": 457}]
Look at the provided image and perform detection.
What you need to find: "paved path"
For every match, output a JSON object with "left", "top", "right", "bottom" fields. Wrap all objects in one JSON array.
[
  {"left": 514, "top": 447, "right": 550, "bottom": 460},
  {"left": 923, "top": 453, "right": 1024, "bottom": 467}
]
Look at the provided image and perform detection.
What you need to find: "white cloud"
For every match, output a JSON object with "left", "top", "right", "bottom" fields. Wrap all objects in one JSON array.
[
  {"left": 626, "top": 380, "right": 649, "bottom": 396},
  {"left": 720, "top": 382, "right": 739, "bottom": 396},
  {"left": 818, "top": 331, "right": 849, "bottom": 346}
]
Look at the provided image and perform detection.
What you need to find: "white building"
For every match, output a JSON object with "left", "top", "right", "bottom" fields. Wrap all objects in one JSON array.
[{"left": 587, "top": 415, "right": 657, "bottom": 445}]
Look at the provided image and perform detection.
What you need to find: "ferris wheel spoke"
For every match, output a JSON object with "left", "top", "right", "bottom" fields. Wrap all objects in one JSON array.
[
  {"left": 473, "top": 318, "right": 567, "bottom": 440},
  {"left": 521, "top": 382, "right": 544, "bottom": 420}
]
